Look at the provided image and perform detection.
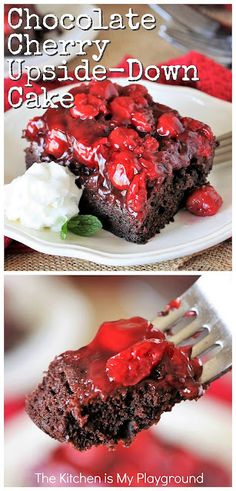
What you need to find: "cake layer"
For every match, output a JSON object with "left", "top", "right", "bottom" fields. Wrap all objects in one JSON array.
[
  {"left": 26, "top": 316, "right": 203, "bottom": 450},
  {"left": 79, "top": 159, "right": 211, "bottom": 243}
]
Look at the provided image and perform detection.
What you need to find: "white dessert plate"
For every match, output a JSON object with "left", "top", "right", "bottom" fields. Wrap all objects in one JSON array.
[
  {"left": 4, "top": 78, "right": 232, "bottom": 267},
  {"left": 4, "top": 4, "right": 97, "bottom": 77}
]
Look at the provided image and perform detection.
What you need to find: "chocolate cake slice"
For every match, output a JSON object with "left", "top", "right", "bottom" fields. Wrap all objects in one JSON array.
[
  {"left": 24, "top": 80, "right": 216, "bottom": 243},
  {"left": 26, "top": 316, "right": 204, "bottom": 451},
  {"left": 23, "top": 80, "right": 216, "bottom": 244}
]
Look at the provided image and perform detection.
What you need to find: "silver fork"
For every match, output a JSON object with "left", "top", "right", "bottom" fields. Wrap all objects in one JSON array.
[
  {"left": 151, "top": 4, "right": 220, "bottom": 37},
  {"left": 214, "top": 132, "right": 232, "bottom": 164},
  {"left": 150, "top": 4, "right": 232, "bottom": 65},
  {"left": 162, "top": 26, "right": 231, "bottom": 58},
  {"left": 152, "top": 275, "right": 232, "bottom": 384}
]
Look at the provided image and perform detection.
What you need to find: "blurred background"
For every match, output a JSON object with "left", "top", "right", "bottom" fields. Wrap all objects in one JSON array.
[
  {"left": 4, "top": 4, "right": 232, "bottom": 67},
  {"left": 5, "top": 275, "right": 232, "bottom": 486}
]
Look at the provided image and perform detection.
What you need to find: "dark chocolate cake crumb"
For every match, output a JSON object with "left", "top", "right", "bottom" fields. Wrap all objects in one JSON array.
[{"left": 26, "top": 317, "right": 203, "bottom": 450}]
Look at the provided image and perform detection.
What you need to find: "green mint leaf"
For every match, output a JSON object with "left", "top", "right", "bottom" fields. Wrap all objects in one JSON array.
[
  {"left": 60, "top": 215, "right": 102, "bottom": 240},
  {"left": 60, "top": 221, "right": 68, "bottom": 240},
  {"left": 67, "top": 215, "right": 102, "bottom": 237}
]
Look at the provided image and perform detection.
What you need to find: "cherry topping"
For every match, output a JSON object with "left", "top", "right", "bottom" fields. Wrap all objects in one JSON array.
[
  {"left": 157, "top": 113, "right": 184, "bottom": 138},
  {"left": 25, "top": 117, "right": 46, "bottom": 140},
  {"left": 110, "top": 96, "right": 135, "bottom": 123},
  {"left": 186, "top": 184, "right": 223, "bottom": 216},
  {"left": 123, "top": 83, "right": 148, "bottom": 97},
  {"left": 70, "top": 93, "right": 106, "bottom": 120},
  {"left": 138, "top": 158, "right": 159, "bottom": 181},
  {"left": 107, "top": 151, "right": 138, "bottom": 190},
  {"left": 182, "top": 117, "right": 214, "bottom": 142},
  {"left": 89, "top": 80, "right": 119, "bottom": 100},
  {"left": 135, "top": 136, "right": 162, "bottom": 180},
  {"left": 106, "top": 339, "right": 168, "bottom": 386},
  {"left": 59, "top": 315, "right": 202, "bottom": 406},
  {"left": 23, "top": 79, "right": 216, "bottom": 225},
  {"left": 94, "top": 317, "right": 153, "bottom": 352},
  {"left": 166, "top": 298, "right": 181, "bottom": 310},
  {"left": 109, "top": 127, "right": 141, "bottom": 151},
  {"left": 45, "top": 129, "right": 69, "bottom": 158},
  {"left": 122, "top": 85, "right": 149, "bottom": 108},
  {"left": 126, "top": 173, "right": 147, "bottom": 213},
  {"left": 142, "top": 136, "right": 160, "bottom": 154},
  {"left": 165, "top": 345, "right": 201, "bottom": 399}
]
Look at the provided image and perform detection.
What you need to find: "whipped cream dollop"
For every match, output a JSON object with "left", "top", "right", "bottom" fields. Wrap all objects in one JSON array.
[{"left": 4, "top": 162, "right": 82, "bottom": 231}]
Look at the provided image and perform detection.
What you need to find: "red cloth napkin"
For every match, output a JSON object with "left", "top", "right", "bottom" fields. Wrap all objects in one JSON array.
[
  {"left": 116, "top": 52, "right": 232, "bottom": 102},
  {"left": 4, "top": 51, "right": 232, "bottom": 252}
]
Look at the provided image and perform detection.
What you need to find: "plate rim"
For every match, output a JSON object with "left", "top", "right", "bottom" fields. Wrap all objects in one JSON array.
[{"left": 5, "top": 220, "right": 231, "bottom": 266}]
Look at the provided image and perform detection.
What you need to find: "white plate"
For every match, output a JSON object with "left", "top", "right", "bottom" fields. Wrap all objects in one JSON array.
[
  {"left": 4, "top": 4, "right": 97, "bottom": 76},
  {"left": 4, "top": 79, "right": 232, "bottom": 267}
]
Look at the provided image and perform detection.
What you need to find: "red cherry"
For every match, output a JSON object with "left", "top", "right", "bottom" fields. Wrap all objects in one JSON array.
[
  {"left": 164, "top": 298, "right": 181, "bottom": 313},
  {"left": 134, "top": 136, "right": 159, "bottom": 160},
  {"left": 106, "top": 163, "right": 132, "bottom": 190},
  {"left": 88, "top": 94, "right": 108, "bottom": 115},
  {"left": 95, "top": 317, "right": 151, "bottom": 352},
  {"left": 168, "top": 298, "right": 181, "bottom": 310},
  {"left": 157, "top": 112, "right": 184, "bottom": 137},
  {"left": 123, "top": 84, "right": 148, "bottom": 97},
  {"left": 136, "top": 136, "right": 161, "bottom": 180},
  {"left": 131, "top": 110, "right": 154, "bottom": 132},
  {"left": 109, "top": 127, "right": 141, "bottom": 151},
  {"left": 25, "top": 117, "right": 46, "bottom": 140},
  {"left": 89, "top": 80, "right": 119, "bottom": 100},
  {"left": 106, "top": 339, "right": 167, "bottom": 386},
  {"left": 123, "top": 85, "right": 149, "bottom": 107},
  {"left": 110, "top": 96, "right": 135, "bottom": 123},
  {"left": 182, "top": 117, "right": 214, "bottom": 141},
  {"left": 106, "top": 151, "right": 137, "bottom": 190},
  {"left": 139, "top": 158, "right": 164, "bottom": 181},
  {"left": 45, "top": 129, "right": 69, "bottom": 158},
  {"left": 126, "top": 173, "right": 147, "bottom": 213},
  {"left": 186, "top": 185, "right": 223, "bottom": 216},
  {"left": 72, "top": 92, "right": 87, "bottom": 105},
  {"left": 143, "top": 136, "right": 160, "bottom": 153}
]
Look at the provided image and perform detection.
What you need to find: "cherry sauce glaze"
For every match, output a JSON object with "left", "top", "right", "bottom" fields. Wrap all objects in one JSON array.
[
  {"left": 24, "top": 80, "right": 217, "bottom": 218},
  {"left": 58, "top": 300, "right": 203, "bottom": 412}
]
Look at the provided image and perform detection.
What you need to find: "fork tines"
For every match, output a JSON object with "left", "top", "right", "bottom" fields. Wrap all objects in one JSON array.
[
  {"left": 152, "top": 279, "right": 232, "bottom": 385},
  {"left": 214, "top": 131, "right": 232, "bottom": 164}
]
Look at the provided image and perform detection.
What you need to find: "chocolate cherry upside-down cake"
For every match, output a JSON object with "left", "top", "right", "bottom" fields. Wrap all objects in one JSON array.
[
  {"left": 24, "top": 80, "right": 216, "bottom": 243},
  {"left": 25, "top": 316, "right": 204, "bottom": 451}
]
